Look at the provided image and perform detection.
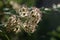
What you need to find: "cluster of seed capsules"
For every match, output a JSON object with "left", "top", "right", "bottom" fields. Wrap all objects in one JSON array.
[{"left": 5, "top": 1, "right": 42, "bottom": 34}]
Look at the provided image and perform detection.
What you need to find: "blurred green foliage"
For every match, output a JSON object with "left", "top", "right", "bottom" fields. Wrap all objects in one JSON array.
[
  {"left": 0, "top": 0, "right": 60, "bottom": 40},
  {"left": 14, "top": 0, "right": 35, "bottom": 7},
  {"left": 6, "top": 0, "right": 36, "bottom": 7},
  {"left": 0, "top": 1, "right": 4, "bottom": 9}
]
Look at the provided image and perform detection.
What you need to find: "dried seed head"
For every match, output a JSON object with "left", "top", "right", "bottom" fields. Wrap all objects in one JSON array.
[
  {"left": 7, "top": 1, "right": 42, "bottom": 33},
  {"left": 30, "top": 7, "right": 42, "bottom": 24},
  {"left": 5, "top": 15, "right": 21, "bottom": 33},
  {"left": 19, "top": 6, "right": 29, "bottom": 17}
]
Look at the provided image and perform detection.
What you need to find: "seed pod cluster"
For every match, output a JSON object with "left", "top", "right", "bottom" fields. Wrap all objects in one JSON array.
[{"left": 5, "top": 1, "right": 42, "bottom": 34}]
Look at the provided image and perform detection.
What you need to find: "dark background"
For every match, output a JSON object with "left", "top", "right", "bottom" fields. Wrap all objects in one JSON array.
[{"left": 36, "top": 0, "right": 60, "bottom": 8}]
